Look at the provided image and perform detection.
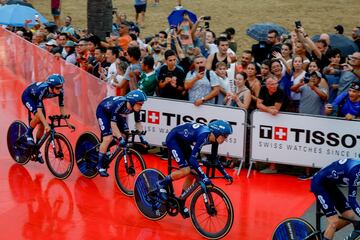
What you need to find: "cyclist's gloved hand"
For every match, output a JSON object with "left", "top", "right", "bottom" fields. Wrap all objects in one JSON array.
[
  {"left": 202, "top": 177, "right": 212, "bottom": 186},
  {"left": 225, "top": 174, "right": 233, "bottom": 184}
]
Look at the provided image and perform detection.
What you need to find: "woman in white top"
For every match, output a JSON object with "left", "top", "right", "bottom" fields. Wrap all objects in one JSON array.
[
  {"left": 290, "top": 55, "right": 306, "bottom": 112},
  {"left": 225, "top": 72, "right": 251, "bottom": 110}
]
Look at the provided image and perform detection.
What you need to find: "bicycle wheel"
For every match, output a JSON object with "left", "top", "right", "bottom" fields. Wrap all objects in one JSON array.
[
  {"left": 45, "top": 132, "right": 74, "bottom": 179},
  {"left": 133, "top": 168, "right": 168, "bottom": 221},
  {"left": 75, "top": 132, "right": 99, "bottom": 178},
  {"left": 272, "top": 217, "right": 319, "bottom": 240},
  {"left": 114, "top": 148, "right": 146, "bottom": 196},
  {"left": 7, "top": 120, "right": 31, "bottom": 164},
  {"left": 190, "top": 186, "right": 234, "bottom": 240}
]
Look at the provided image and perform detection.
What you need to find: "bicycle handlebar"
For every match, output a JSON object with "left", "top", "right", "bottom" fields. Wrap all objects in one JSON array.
[{"left": 48, "top": 114, "right": 75, "bottom": 131}]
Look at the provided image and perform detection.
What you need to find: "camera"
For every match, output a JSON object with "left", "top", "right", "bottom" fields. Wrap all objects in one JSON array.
[
  {"left": 295, "top": 20, "right": 302, "bottom": 29},
  {"left": 203, "top": 16, "right": 211, "bottom": 21}
]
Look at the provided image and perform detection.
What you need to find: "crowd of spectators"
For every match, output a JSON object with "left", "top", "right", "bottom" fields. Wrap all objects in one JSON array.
[{"left": 2, "top": 1, "right": 360, "bottom": 178}]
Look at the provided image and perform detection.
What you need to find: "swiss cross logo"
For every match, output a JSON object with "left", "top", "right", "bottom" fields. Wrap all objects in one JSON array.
[
  {"left": 148, "top": 111, "right": 160, "bottom": 124},
  {"left": 274, "top": 127, "right": 288, "bottom": 141}
]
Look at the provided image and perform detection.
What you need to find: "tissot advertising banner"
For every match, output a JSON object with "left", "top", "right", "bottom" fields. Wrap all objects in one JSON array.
[
  {"left": 128, "top": 97, "right": 246, "bottom": 158},
  {"left": 251, "top": 111, "right": 360, "bottom": 168}
]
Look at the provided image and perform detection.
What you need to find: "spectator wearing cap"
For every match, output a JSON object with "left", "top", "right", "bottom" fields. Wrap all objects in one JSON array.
[
  {"left": 291, "top": 71, "right": 328, "bottom": 115},
  {"left": 334, "top": 24, "right": 344, "bottom": 35},
  {"left": 352, "top": 27, "right": 360, "bottom": 50},
  {"left": 323, "top": 52, "right": 360, "bottom": 96},
  {"left": 118, "top": 21, "right": 132, "bottom": 51},
  {"left": 325, "top": 82, "right": 360, "bottom": 120},
  {"left": 129, "top": 25, "right": 146, "bottom": 48},
  {"left": 59, "top": 16, "right": 75, "bottom": 36},
  {"left": 45, "top": 39, "right": 58, "bottom": 54},
  {"left": 134, "top": 0, "right": 147, "bottom": 28},
  {"left": 63, "top": 40, "right": 76, "bottom": 64}
]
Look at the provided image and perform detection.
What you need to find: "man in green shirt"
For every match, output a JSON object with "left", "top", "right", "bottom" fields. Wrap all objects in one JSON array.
[{"left": 138, "top": 55, "right": 157, "bottom": 96}]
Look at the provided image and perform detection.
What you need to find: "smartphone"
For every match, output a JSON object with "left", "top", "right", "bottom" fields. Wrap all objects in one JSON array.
[
  {"left": 204, "top": 22, "right": 210, "bottom": 29},
  {"left": 295, "top": 20, "right": 302, "bottom": 29},
  {"left": 203, "top": 16, "right": 211, "bottom": 21},
  {"left": 166, "top": 71, "right": 173, "bottom": 78},
  {"left": 199, "top": 66, "right": 205, "bottom": 73}
]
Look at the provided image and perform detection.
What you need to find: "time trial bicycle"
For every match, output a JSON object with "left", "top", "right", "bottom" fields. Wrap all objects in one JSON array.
[
  {"left": 75, "top": 130, "right": 146, "bottom": 196},
  {"left": 7, "top": 114, "right": 75, "bottom": 179},
  {"left": 133, "top": 148, "right": 234, "bottom": 239}
]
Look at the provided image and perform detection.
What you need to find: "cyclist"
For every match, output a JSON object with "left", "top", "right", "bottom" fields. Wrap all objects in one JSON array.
[
  {"left": 311, "top": 158, "right": 360, "bottom": 240},
  {"left": 95, "top": 89, "right": 147, "bottom": 177},
  {"left": 156, "top": 120, "right": 233, "bottom": 218},
  {"left": 21, "top": 74, "right": 74, "bottom": 163}
]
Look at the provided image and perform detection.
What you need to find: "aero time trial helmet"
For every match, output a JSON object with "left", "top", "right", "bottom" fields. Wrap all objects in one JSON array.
[
  {"left": 208, "top": 120, "right": 233, "bottom": 138},
  {"left": 47, "top": 74, "right": 65, "bottom": 88},
  {"left": 126, "top": 89, "right": 147, "bottom": 106}
]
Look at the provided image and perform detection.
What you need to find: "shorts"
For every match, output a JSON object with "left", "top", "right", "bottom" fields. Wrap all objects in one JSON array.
[
  {"left": 22, "top": 93, "right": 41, "bottom": 115},
  {"left": 96, "top": 107, "right": 128, "bottom": 138},
  {"left": 311, "top": 178, "right": 351, "bottom": 217},
  {"left": 166, "top": 134, "right": 192, "bottom": 169},
  {"left": 134, "top": 4, "right": 147, "bottom": 13},
  {"left": 51, "top": 8, "right": 61, "bottom": 17}
]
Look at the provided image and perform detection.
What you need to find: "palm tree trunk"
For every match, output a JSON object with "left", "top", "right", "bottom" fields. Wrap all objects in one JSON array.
[{"left": 87, "top": 0, "right": 113, "bottom": 40}]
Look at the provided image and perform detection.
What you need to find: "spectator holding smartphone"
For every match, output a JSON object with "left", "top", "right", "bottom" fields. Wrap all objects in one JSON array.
[
  {"left": 184, "top": 56, "right": 220, "bottom": 106},
  {"left": 157, "top": 49, "right": 186, "bottom": 100}
]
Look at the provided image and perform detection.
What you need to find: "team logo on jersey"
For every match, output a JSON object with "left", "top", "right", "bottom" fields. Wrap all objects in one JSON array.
[{"left": 147, "top": 111, "right": 160, "bottom": 124}]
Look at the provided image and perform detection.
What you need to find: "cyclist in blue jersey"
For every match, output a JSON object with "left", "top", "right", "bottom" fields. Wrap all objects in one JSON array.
[
  {"left": 311, "top": 158, "right": 360, "bottom": 240},
  {"left": 21, "top": 74, "right": 74, "bottom": 163},
  {"left": 95, "top": 89, "right": 147, "bottom": 177},
  {"left": 156, "top": 120, "right": 233, "bottom": 218}
]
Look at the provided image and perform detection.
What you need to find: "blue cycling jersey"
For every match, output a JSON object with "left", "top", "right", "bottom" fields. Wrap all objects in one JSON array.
[
  {"left": 166, "top": 122, "right": 211, "bottom": 177},
  {"left": 96, "top": 96, "right": 133, "bottom": 137},
  {"left": 22, "top": 82, "right": 64, "bottom": 114},
  {"left": 311, "top": 158, "right": 360, "bottom": 217}
]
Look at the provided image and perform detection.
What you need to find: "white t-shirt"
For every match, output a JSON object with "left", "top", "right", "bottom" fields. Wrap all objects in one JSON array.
[{"left": 106, "top": 62, "right": 117, "bottom": 96}]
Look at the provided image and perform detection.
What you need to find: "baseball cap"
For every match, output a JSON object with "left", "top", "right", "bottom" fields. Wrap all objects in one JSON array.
[
  {"left": 310, "top": 71, "right": 322, "bottom": 79},
  {"left": 64, "top": 40, "right": 75, "bottom": 47},
  {"left": 350, "top": 81, "right": 360, "bottom": 91},
  {"left": 130, "top": 25, "right": 140, "bottom": 34},
  {"left": 334, "top": 25, "right": 344, "bottom": 34},
  {"left": 45, "top": 39, "right": 58, "bottom": 46}
]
